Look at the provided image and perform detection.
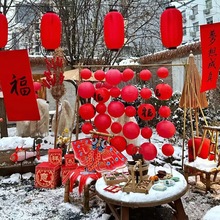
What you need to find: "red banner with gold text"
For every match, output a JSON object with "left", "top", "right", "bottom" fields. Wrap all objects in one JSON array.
[
  {"left": 200, "top": 23, "right": 220, "bottom": 92},
  {"left": 0, "top": 49, "right": 40, "bottom": 121}
]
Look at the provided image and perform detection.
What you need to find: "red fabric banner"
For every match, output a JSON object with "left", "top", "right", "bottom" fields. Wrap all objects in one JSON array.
[
  {"left": 200, "top": 23, "right": 220, "bottom": 92},
  {"left": 0, "top": 49, "right": 40, "bottom": 121}
]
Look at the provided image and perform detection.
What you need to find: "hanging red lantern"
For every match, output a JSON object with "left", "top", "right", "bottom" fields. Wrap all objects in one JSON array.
[
  {"left": 81, "top": 122, "right": 93, "bottom": 134},
  {"left": 137, "top": 104, "right": 156, "bottom": 121},
  {"left": 0, "top": 12, "right": 8, "bottom": 48},
  {"left": 78, "top": 82, "right": 95, "bottom": 99},
  {"left": 105, "top": 69, "right": 122, "bottom": 85},
  {"left": 139, "top": 142, "right": 157, "bottom": 161},
  {"left": 158, "top": 106, "right": 171, "bottom": 118},
  {"left": 156, "top": 120, "right": 176, "bottom": 138},
  {"left": 155, "top": 83, "right": 173, "bottom": 100},
  {"left": 96, "top": 103, "right": 106, "bottom": 114},
  {"left": 40, "top": 11, "right": 62, "bottom": 50},
  {"left": 94, "top": 113, "right": 112, "bottom": 131},
  {"left": 125, "top": 106, "right": 136, "bottom": 117},
  {"left": 121, "top": 85, "right": 138, "bottom": 103},
  {"left": 162, "top": 143, "right": 174, "bottom": 157},
  {"left": 122, "top": 68, "right": 134, "bottom": 82},
  {"left": 110, "top": 135, "right": 127, "bottom": 152},
  {"left": 33, "top": 82, "right": 41, "bottom": 91},
  {"left": 141, "top": 127, "right": 153, "bottom": 139},
  {"left": 123, "top": 121, "right": 140, "bottom": 139},
  {"left": 111, "top": 122, "right": 122, "bottom": 134},
  {"left": 110, "top": 87, "right": 121, "bottom": 98},
  {"left": 140, "top": 88, "right": 152, "bottom": 100},
  {"left": 94, "top": 70, "right": 105, "bottom": 81},
  {"left": 139, "top": 69, "right": 152, "bottom": 81},
  {"left": 108, "top": 101, "right": 125, "bottom": 118},
  {"left": 79, "top": 103, "right": 96, "bottom": 120},
  {"left": 104, "top": 10, "right": 124, "bottom": 51},
  {"left": 80, "top": 68, "right": 92, "bottom": 79},
  {"left": 94, "top": 87, "right": 110, "bottom": 103},
  {"left": 157, "top": 67, "right": 169, "bottom": 78},
  {"left": 126, "top": 144, "right": 138, "bottom": 156},
  {"left": 160, "top": 6, "right": 183, "bottom": 49}
]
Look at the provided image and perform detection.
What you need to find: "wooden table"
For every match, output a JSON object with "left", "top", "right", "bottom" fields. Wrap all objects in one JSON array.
[{"left": 95, "top": 165, "right": 188, "bottom": 220}]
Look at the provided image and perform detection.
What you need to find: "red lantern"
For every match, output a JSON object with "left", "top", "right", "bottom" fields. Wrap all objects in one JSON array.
[
  {"left": 141, "top": 127, "right": 153, "bottom": 139},
  {"left": 80, "top": 68, "right": 92, "bottom": 79},
  {"left": 157, "top": 67, "right": 169, "bottom": 78},
  {"left": 111, "top": 122, "right": 122, "bottom": 134},
  {"left": 104, "top": 10, "right": 124, "bottom": 51},
  {"left": 78, "top": 82, "right": 95, "bottom": 99},
  {"left": 107, "top": 101, "right": 124, "bottom": 118},
  {"left": 156, "top": 120, "right": 176, "bottom": 138},
  {"left": 123, "top": 122, "right": 140, "bottom": 139},
  {"left": 155, "top": 83, "right": 173, "bottom": 100},
  {"left": 139, "top": 69, "right": 152, "bottom": 81},
  {"left": 105, "top": 69, "right": 122, "bottom": 85},
  {"left": 94, "top": 88, "right": 110, "bottom": 103},
  {"left": 94, "top": 70, "right": 105, "bottom": 81},
  {"left": 0, "top": 12, "right": 8, "bottom": 48},
  {"left": 33, "top": 82, "right": 41, "bottom": 91},
  {"left": 40, "top": 12, "right": 62, "bottom": 50},
  {"left": 140, "top": 88, "right": 152, "bottom": 100},
  {"left": 102, "top": 82, "right": 113, "bottom": 90},
  {"left": 95, "top": 82, "right": 103, "bottom": 89},
  {"left": 79, "top": 103, "right": 96, "bottom": 120},
  {"left": 121, "top": 85, "right": 138, "bottom": 103},
  {"left": 139, "top": 142, "right": 157, "bottom": 161},
  {"left": 94, "top": 113, "right": 112, "bottom": 131},
  {"left": 162, "top": 144, "right": 174, "bottom": 157},
  {"left": 158, "top": 106, "right": 171, "bottom": 118},
  {"left": 126, "top": 144, "right": 138, "bottom": 156},
  {"left": 122, "top": 68, "right": 134, "bottom": 82},
  {"left": 110, "top": 87, "right": 121, "bottom": 98},
  {"left": 96, "top": 103, "right": 106, "bottom": 114},
  {"left": 110, "top": 135, "right": 127, "bottom": 152},
  {"left": 137, "top": 104, "right": 156, "bottom": 121},
  {"left": 160, "top": 6, "right": 183, "bottom": 49},
  {"left": 81, "top": 122, "right": 93, "bottom": 134},
  {"left": 125, "top": 106, "right": 136, "bottom": 117}
]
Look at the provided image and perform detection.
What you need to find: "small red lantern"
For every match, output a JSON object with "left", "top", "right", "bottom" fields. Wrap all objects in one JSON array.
[
  {"left": 158, "top": 106, "right": 171, "bottom": 118},
  {"left": 137, "top": 104, "right": 156, "bottom": 121},
  {"left": 104, "top": 10, "right": 124, "bottom": 51},
  {"left": 94, "top": 88, "right": 110, "bottom": 103},
  {"left": 125, "top": 106, "right": 136, "bottom": 117},
  {"left": 155, "top": 83, "right": 173, "bottom": 100},
  {"left": 105, "top": 69, "right": 122, "bottom": 85},
  {"left": 140, "top": 88, "right": 152, "bottom": 100},
  {"left": 139, "top": 69, "right": 152, "bottom": 81},
  {"left": 40, "top": 11, "right": 62, "bottom": 50},
  {"left": 156, "top": 120, "right": 176, "bottom": 138},
  {"left": 121, "top": 85, "right": 138, "bottom": 103},
  {"left": 96, "top": 103, "right": 106, "bottom": 114},
  {"left": 126, "top": 144, "right": 138, "bottom": 156},
  {"left": 160, "top": 6, "right": 183, "bottom": 49},
  {"left": 94, "top": 70, "right": 105, "bottom": 81},
  {"left": 162, "top": 143, "right": 174, "bottom": 157},
  {"left": 80, "top": 68, "right": 92, "bottom": 79},
  {"left": 94, "top": 113, "right": 112, "bottom": 131},
  {"left": 107, "top": 101, "right": 125, "bottom": 118},
  {"left": 78, "top": 82, "right": 95, "bottom": 99},
  {"left": 110, "top": 87, "right": 121, "bottom": 98},
  {"left": 123, "top": 121, "right": 140, "bottom": 139},
  {"left": 81, "top": 122, "right": 93, "bottom": 134},
  {"left": 139, "top": 142, "right": 157, "bottom": 161},
  {"left": 157, "top": 67, "right": 169, "bottom": 78},
  {"left": 141, "top": 127, "right": 153, "bottom": 139},
  {"left": 79, "top": 103, "right": 96, "bottom": 120},
  {"left": 0, "top": 12, "right": 8, "bottom": 48},
  {"left": 111, "top": 122, "right": 122, "bottom": 134},
  {"left": 110, "top": 135, "right": 127, "bottom": 152},
  {"left": 122, "top": 68, "right": 134, "bottom": 82},
  {"left": 33, "top": 82, "right": 41, "bottom": 91}
]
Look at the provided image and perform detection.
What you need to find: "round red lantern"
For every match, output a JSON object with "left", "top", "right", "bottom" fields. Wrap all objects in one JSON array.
[
  {"left": 155, "top": 83, "right": 173, "bottom": 100},
  {"left": 33, "top": 82, "right": 41, "bottom": 91},
  {"left": 40, "top": 11, "right": 62, "bottom": 50},
  {"left": 123, "top": 121, "right": 140, "bottom": 139},
  {"left": 104, "top": 10, "right": 124, "bottom": 51},
  {"left": 160, "top": 6, "right": 183, "bottom": 49},
  {"left": 139, "top": 69, "right": 152, "bottom": 81},
  {"left": 107, "top": 101, "right": 125, "bottom": 118},
  {"left": 110, "top": 135, "right": 127, "bottom": 152},
  {"left": 125, "top": 106, "right": 136, "bottom": 117},
  {"left": 110, "top": 87, "right": 121, "bottom": 98},
  {"left": 121, "top": 85, "right": 138, "bottom": 103},
  {"left": 139, "top": 142, "right": 157, "bottom": 161},
  {"left": 0, "top": 12, "right": 8, "bottom": 48},
  {"left": 81, "top": 122, "right": 93, "bottom": 134},
  {"left": 105, "top": 69, "right": 122, "bottom": 85},
  {"left": 78, "top": 82, "right": 95, "bottom": 99},
  {"left": 141, "top": 127, "right": 153, "bottom": 139},
  {"left": 137, "top": 104, "right": 156, "bottom": 121},
  {"left": 79, "top": 103, "right": 96, "bottom": 120},
  {"left": 162, "top": 144, "right": 174, "bottom": 157},
  {"left": 158, "top": 106, "right": 171, "bottom": 118},
  {"left": 94, "top": 70, "right": 105, "bottom": 81},
  {"left": 96, "top": 103, "right": 106, "bottom": 114},
  {"left": 102, "top": 82, "right": 113, "bottom": 90},
  {"left": 126, "top": 144, "right": 138, "bottom": 156},
  {"left": 122, "top": 68, "right": 134, "bottom": 82},
  {"left": 94, "top": 88, "right": 110, "bottom": 103},
  {"left": 140, "top": 88, "right": 152, "bottom": 100},
  {"left": 94, "top": 113, "right": 112, "bottom": 130},
  {"left": 95, "top": 82, "right": 103, "bottom": 89},
  {"left": 111, "top": 122, "right": 122, "bottom": 134},
  {"left": 80, "top": 68, "right": 92, "bottom": 79},
  {"left": 157, "top": 67, "right": 169, "bottom": 78},
  {"left": 156, "top": 120, "right": 176, "bottom": 138}
]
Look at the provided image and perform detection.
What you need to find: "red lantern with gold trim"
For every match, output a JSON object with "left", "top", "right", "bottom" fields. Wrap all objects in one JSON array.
[
  {"left": 0, "top": 12, "right": 8, "bottom": 48},
  {"left": 104, "top": 10, "right": 124, "bottom": 51},
  {"left": 160, "top": 6, "right": 183, "bottom": 49},
  {"left": 40, "top": 11, "right": 62, "bottom": 50}
]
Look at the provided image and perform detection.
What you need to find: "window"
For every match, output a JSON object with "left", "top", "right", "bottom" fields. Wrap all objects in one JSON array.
[
  {"left": 206, "top": 17, "right": 213, "bottom": 24},
  {"left": 192, "top": 5, "right": 198, "bottom": 15},
  {"left": 205, "top": 0, "right": 212, "bottom": 9},
  {"left": 193, "top": 22, "right": 199, "bottom": 32}
]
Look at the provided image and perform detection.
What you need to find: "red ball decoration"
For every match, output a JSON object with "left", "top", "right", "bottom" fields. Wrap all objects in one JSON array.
[
  {"left": 96, "top": 103, "right": 106, "bottom": 114},
  {"left": 80, "top": 68, "right": 92, "bottom": 79},
  {"left": 40, "top": 12, "right": 62, "bottom": 50},
  {"left": 94, "top": 88, "right": 110, "bottom": 103},
  {"left": 122, "top": 68, "right": 134, "bottom": 82},
  {"left": 111, "top": 122, "right": 122, "bottom": 134},
  {"left": 125, "top": 106, "right": 136, "bottom": 117},
  {"left": 110, "top": 87, "right": 121, "bottom": 98},
  {"left": 141, "top": 127, "right": 153, "bottom": 139},
  {"left": 157, "top": 67, "right": 169, "bottom": 78},
  {"left": 79, "top": 103, "right": 96, "bottom": 120},
  {"left": 121, "top": 85, "right": 138, "bottom": 103},
  {"left": 160, "top": 6, "right": 183, "bottom": 49},
  {"left": 81, "top": 122, "right": 93, "bottom": 134},
  {"left": 155, "top": 83, "right": 173, "bottom": 100},
  {"left": 110, "top": 136, "right": 127, "bottom": 152},
  {"left": 126, "top": 144, "right": 138, "bottom": 156},
  {"left": 104, "top": 10, "right": 124, "bottom": 51},
  {"left": 33, "top": 82, "right": 41, "bottom": 91},
  {"left": 123, "top": 122, "right": 140, "bottom": 139},
  {"left": 140, "top": 88, "right": 152, "bottom": 99},
  {"left": 78, "top": 82, "right": 95, "bottom": 99},
  {"left": 139, "top": 142, "right": 157, "bottom": 161},
  {"left": 102, "top": 82, "right": 113, "bottom": 90},
  {"left": 95, "top": 82, "right": 103, "bottom": 89},
  {"left": 94, "top": 70, "right": 105, "bottom": 81},
  {"left": 159, "top": 106, "right": 171, "bottom": 118},
  {"left": 108, "top": 101, "right": 124, "bottom": 118},
  {"left": 156, "top": 120, "right": 176, "bottom": 138},
  {"left": 105, "top": 69, "right": 122, "bottom": 85},
  {"left": 0, "top": 12, "right": 8, "bottom": 48},
  {"left": 137, "top": 104, "right": 156, "bottom": 121},
  {"left": 139, "top": 69, "right": 152, "bottom": 81},
  {"left": 162, "top": 144, "right": 174, "bottom": 157},
  {"left": 94, "top": 113, "right": 112, "bottom": 131}
]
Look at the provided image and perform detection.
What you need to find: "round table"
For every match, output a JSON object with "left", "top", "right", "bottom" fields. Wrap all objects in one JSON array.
[{"left": 95, "top": 165, "right": 188, "bottom": 220}]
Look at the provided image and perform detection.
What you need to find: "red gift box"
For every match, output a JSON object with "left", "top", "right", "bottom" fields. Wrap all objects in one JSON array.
[
  {"left": 61, "top": 164, "right": 78, "bottom": 185},
  {"left": 64, "top": 153, "right": 75, "bottom": 166},
  {"left": 48, "top": 148, "right": 62, "bottom": 166},
  {"left": 35, "top": 162, "right": 61, "bottom": 189}
]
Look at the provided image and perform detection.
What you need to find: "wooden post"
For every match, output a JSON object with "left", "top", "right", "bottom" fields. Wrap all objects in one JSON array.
[
  {"left": 64, "top": 179, "right": 70, "bottom": 202},
  {"left": 0, "top": 98, "right": 8, "bottom": 137}
]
